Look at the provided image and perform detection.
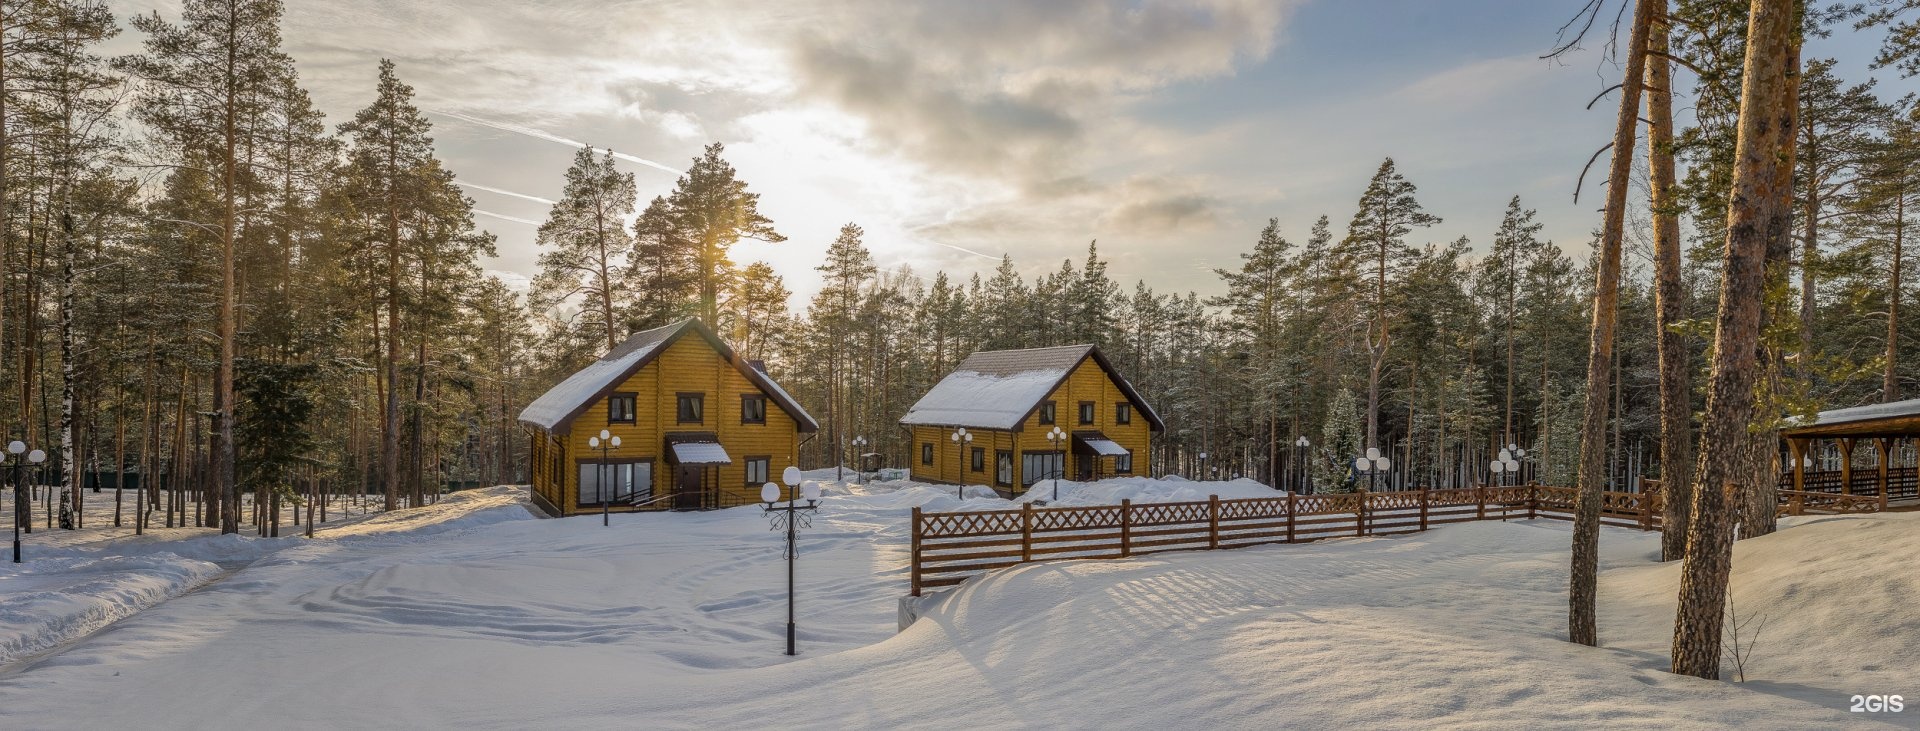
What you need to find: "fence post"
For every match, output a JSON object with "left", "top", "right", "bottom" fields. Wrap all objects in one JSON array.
[
  {"left": 1208, "top": 495, "right": 1221, "bottom": 550},
  {"left": 1120, "top": 498, "right": 1133, "bottom": 558},
  {"left": 1285, "top": 492, "right": 1297, "bottom": 543},
  {"left": 1788, "top": 491, "right": 1804, "bottom": 516},
  {"left": 1418, "top": 488, "right": 1429, "bottom": 532},
  {"left": 910, "top": 506, "right": 923, "bottom": 597},
  {"left": 1020, "top": 502, "right": 1033, "bottom": 563},
  {"left": 1356, "top": 488, "right": 1369, "bottom": 537},
  {"left": 1476, "top": 485, "right": 1486, "bottom": 521}
]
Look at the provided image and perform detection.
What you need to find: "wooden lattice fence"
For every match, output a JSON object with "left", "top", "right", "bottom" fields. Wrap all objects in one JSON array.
[{"left": 908, "top": 482, "right": 1890, "bottom": 595}]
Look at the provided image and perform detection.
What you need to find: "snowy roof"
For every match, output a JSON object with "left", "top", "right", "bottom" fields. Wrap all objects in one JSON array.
[
  {"left": 1783, "top": 397, "right": 1920, "bottom": 437},
  {"left": 900, "top": 344, "right": 1164, "bottom": 432},
  {"left": 518, "top": 319, "right": 819, "bottom": 434},
  {"left": 669, "top": 442, "right": 732, "bottom": 465}
]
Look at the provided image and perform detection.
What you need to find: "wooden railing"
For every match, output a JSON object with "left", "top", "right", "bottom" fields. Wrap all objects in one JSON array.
[
  {"left": 909, "top": 484, "right": 1659, "bottom": 595},
  {"left": 1777, "top": 489, "right": 1886, "bottom": 516}
]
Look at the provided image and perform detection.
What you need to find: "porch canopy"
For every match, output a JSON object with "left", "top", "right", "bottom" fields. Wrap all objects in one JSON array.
[
  {"left": 1780, "top": 398, "right": 1920, "bottom": 508},
  {"left": 666, "top": 435, "right": 732, "bottom": 466},
  {"left": 1074, "top": 432, "right": 1129, "bottom": 457}
]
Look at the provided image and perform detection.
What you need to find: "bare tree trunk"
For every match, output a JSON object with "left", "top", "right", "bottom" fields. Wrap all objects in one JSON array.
[
  {"left": 1571, "top": 0, "right": 1653, "bottom": 647},
  {"left": 1672, "top": 0, "right": 1797, "bottom": 680},
  {"left": 1648, "top": 0, "right": 1694, "bottom": 561},
  {"left": 1888, "top": 191, "right": 1905, "bottom": 401}
]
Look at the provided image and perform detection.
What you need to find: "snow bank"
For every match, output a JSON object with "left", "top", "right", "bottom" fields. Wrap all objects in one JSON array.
[
  {"left": 0, "top": 486, "right": 533, "bottom": 669},
  {"left": 1600, "top": 511, "right": 1920, "bottom": 691}
]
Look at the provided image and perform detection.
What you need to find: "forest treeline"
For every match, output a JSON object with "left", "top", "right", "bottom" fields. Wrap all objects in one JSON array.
[{"left": 4, "top": 0, "right": 1917, "bottom": 570}]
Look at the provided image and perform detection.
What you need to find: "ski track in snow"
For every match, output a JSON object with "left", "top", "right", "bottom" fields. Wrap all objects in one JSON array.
[{"left": 0, "top": 479, "right": 1913, "bottom": 730}]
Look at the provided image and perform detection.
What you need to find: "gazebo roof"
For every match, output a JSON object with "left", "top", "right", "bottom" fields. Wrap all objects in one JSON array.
[{"left": 1782, "top": 398, "right": 1920, "bottom": 439}]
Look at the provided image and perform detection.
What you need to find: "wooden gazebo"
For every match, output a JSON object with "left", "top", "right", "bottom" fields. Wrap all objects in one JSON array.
[{"left": 1780, "top": 398, "right": 1920, "bottom": 511}]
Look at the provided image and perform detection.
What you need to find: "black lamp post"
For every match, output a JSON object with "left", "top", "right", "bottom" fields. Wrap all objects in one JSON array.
[
  {"left": 1045, "top": 426, "right": 1067, "bottom": 501},
  {"left": 1294, "top": 436, "right": 1311, "bottom": 493},
  {"left": 589, "top": 430, "right": 621, "bottom": 527},
  {"left": 851, "top": 436, "right": 868, "bottom": 485},
  {"left": 11, "top": 441, "right": 46, "bottom": 563},
  {"left": 1354, "top": 448, "right": 1390, "bottom": 492},
  {"left": 762, "top": 466, "right": 819, "bottom": 656},
  {"left": 949, "top": 427, "right": 972, "bottom": 500}
]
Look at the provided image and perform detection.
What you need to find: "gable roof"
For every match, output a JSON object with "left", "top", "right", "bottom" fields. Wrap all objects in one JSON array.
[
  {"left": 899, "top": 344, "right": 1164, "bottom": 432},
  {"left": 518, "top": 319, "right": 818, "bottom": 434}
]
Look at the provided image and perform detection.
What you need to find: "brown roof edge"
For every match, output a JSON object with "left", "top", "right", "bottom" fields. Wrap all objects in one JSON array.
[
  {"left": 1000, "top": 345, "right": 1166, "bottom": 433},
  {"left": 535, "top": 319, "right": 820, "bottom": 434}
]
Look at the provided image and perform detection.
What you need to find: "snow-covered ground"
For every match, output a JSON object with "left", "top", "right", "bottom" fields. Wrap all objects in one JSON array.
[
  {"left": 0, "top": 485, "right": 406, "bottom": 668},
  {"left": 0, "top": 477, "right": 1911, "bottom": 729}
]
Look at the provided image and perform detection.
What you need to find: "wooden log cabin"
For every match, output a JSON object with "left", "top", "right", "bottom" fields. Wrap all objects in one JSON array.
[
  {"left": 900, "top": 344, "right": 1163, "bottom": 496},
  {"left": 518, "top": 319, "right": 818, "bottom": 516}
]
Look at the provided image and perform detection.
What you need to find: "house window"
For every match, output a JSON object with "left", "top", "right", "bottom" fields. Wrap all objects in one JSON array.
[
  {"left": 1022, "top": 451, "right": 1064, "bottom": 487},
  {"left": 921, "top": 443, "right": 934, "bottom": 465},
  {"left": 971, "top": 447, "right": 985, "bottom": 472},
  {"left": 676, "top": 393, "right": 704, "bottom": 423},
  {"left": 1038, "top": 401, "right": 1056, "bottom": 425},
  {"left": 1115, "top": 403, "right": 1132, "bottom": 425},
  {"left": 745, "top": 456, "right": 770, "bottom": 485},
  {"left": 1078, "top": 401, "right": 1095, "bottom": 425},
  {"left": 1115, "top": 451, "right": 1133, "bottom": 474},
  {"left": 577, "top": 460, "right": 652, "bottom": 507},
  {"left": 608, "top": 393, "right": 637, "bottom": 423},
  {"left": 996, "top": 451, "right": 1013, "bottom": 486},
  {"left": 741, "top": 394, "right": 767, "bottom": 424}
]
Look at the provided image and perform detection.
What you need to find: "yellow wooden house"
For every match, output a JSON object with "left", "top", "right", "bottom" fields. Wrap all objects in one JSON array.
[
  {"left": 900, "top": 344, "right": 1162, "bottom": 495},
  {"left": 519, "top": 319, "right": 818, "bottom": 516}
]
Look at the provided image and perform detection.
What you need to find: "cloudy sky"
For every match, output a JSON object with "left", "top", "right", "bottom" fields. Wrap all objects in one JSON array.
[{"left": 110, "top": 0, "right": 1913, "bottom": 304}]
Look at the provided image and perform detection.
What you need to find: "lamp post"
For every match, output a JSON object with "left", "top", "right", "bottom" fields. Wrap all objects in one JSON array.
[
  {"left": 588, "top": 429, "right": 621, "bottom": 527},
  {"left": 1198, "top": 451, "right": 1209, "bottom": 482},
  {"left": 1489, "top": 449, "right": 1520, "bottom": 487},
  {"left": 949, "top": 427, "right": 972, "bottom": 500},
  {"left": 851, "top": 436, "right": 868, "bottom": 484},
  {"left": 1353, "top": 448, "right": 1391, "bottom": 492},
  {"left": 762, "top": 466, "right": 820, "bottom": 656},
  {"left": 1045, "top": 426, "right": 1068, "bottom": 501},
  {"left": 11, "top": 442, "right": 46, "bottom": 563},
  {"left": 1505, "top": 443, "right": 1528, "bottom": 485},
  {"left": 1294, "top": 436, "right": 1311, "bottom": 494}
]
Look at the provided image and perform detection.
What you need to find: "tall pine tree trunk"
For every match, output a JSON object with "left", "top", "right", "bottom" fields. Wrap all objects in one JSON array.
[
  {"left": 1672, "top": 0, "right": 1798, "bottom": 680},
  {"left": 1571, "top": 0, "right": 1653, "bottom": 647},
  {"left": 1647, "top": 0, "right": 1694, "bottom": 561},
  {"left": 1888, "top": 191, "right": 1905, "bottom": 401}
]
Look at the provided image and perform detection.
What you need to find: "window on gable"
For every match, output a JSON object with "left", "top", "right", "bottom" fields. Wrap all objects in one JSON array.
[
  {"left": 741, "top": 394, "right": 767, "bottom": 424},
  {"left": 1038, "top": 401, "right": 1056, "bottom": 425},
  {"left": 607, "top": 393, "right": 637, "bottom": 424},
  {"left": 1115, "top": 403, "right": 1132, "bottom": 425},
  {"left": 1078, "top": 401, "right": 1095, "bottom": 425},
  {"left": 676, "top": 393, "right": 704, "bottom": 423}
]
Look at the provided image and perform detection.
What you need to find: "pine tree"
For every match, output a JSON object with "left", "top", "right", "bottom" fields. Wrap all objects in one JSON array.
[
  {"left": 666, "top": 143, "right": 782, "bottom": 324},
  {"left": 530, "top": 146, "right": 635, "bottom": 351},
  {"left": 1340, "top": 158, "right": 1439, "bottom": 454},
  {"left": 119, "top": 0, "right": 298, "bottom": 534}
]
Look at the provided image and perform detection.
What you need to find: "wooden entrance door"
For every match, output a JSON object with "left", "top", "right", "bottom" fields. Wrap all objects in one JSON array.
[{"left": 674, "top": 466, "right": 704, "bottom": 509}]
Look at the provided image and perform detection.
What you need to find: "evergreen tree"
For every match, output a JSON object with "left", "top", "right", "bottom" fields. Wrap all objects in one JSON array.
[{"left": 530, "top": 146, "right": 636, "bottom": 351}]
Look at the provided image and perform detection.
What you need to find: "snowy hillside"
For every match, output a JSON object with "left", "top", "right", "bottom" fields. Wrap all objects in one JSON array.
[{"left": 0, "top": 479, "right": 1911, "bottom": 729}]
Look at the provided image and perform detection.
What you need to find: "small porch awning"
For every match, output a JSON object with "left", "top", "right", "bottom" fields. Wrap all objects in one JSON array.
[
  {"left": 668, "top": 441, "right": 732, "bottom": 466},
  {"left": 1074, "top": 432, "right": 1129, "bottom": 457}
]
